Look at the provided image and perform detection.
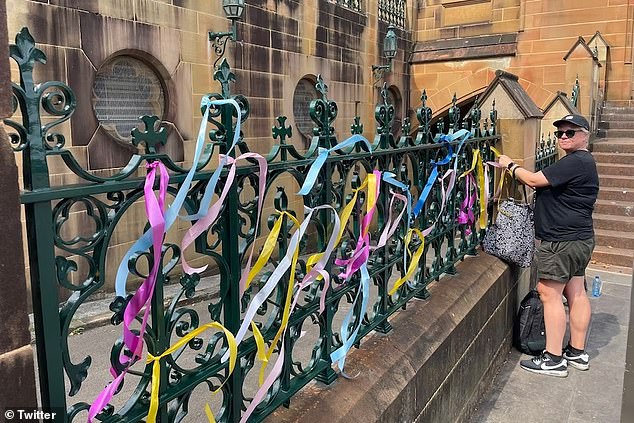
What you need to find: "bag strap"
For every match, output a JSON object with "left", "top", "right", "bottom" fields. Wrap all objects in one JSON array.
[{"left": 508, "top": 176, "right": 531, "bottom": 204}]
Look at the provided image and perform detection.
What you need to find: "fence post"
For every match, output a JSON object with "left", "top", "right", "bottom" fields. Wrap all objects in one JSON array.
[
  {"left": 0, "top": 0, "right": 38, "bottom": 411},
  {"left": 477, "top": 70, "right": 543, "bottom": 304},
  {"left": 214, "top": 59, "right": 244, "bottom": 421}
]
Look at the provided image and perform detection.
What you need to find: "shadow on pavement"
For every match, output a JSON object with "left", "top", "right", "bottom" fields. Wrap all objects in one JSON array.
[{"left": 586, "top": 312, "right": 621, "bottom": 358}]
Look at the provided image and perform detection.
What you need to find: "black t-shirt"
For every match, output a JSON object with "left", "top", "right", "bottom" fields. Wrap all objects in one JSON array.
[{"left": 534, "top": 150, "right": 599, "bottom": 241}]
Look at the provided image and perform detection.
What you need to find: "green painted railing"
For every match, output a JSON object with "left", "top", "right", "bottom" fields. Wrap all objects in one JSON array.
[
  {"left": 536, "top": 133, "right": 558, "bottom": 171},
  {"left": 7, "top": 28, "right": 500, "bottom": 423}
]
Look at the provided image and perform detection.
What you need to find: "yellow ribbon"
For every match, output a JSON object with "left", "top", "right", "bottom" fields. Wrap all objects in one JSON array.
[
  {"left": 364, "top": 173, "right": 378, "bottom": 236},
  {"left": 305, "top": 176, "right": 370, "bottom": 278},
  {"left": 205, "top": 404, "right": 216, "bottom": 423},
  {"left": 243, "top": 211, "right": 289, "bottom": 291},
  {"left": 251, "top": 321, "right": 268, "bottom": 364},
  {"left": 258, "top": 213, "right": 301, "bottom": 385},
  {"left": 146, "top": 322, "right": 237, "bottom": 423},
  {"left": 459, "top": 149, "right": 480, "bottom": 179},
  {"left": 250, "top": 175, "right": 375, "bottom": 385},
  {"left": 388, "top": 228, "right": 425, "bottom": 296},
  {"left": 476, "top": 151, "right": 487, "bottom": 229}
]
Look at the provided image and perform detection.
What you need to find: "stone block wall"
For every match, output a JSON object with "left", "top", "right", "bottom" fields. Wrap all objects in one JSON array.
[
  {"left": 0, "top": 0, "right": 38, "bottom": 409},
  {"left": 267, "top": 253, "right": 517, "bottom": 423},
  {"left": 416, "top": 0, "right": 522, "bottom": 42},
  {"left": 412, "top": 0, "right": 634, "bottom": 114},
  {"left": 7, "top": 0, "right": 414, "bottom": 297}
]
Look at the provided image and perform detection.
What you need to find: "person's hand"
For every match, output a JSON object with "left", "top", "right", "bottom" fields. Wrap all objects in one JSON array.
[{"left": 497, "top": 154, "right": 513, "bottom": 169}]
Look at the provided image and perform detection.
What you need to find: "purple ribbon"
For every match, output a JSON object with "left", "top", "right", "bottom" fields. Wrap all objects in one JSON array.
[
  {"left": 457, "top": 173, "right": 477, "bottom": 235},
  {"left": 335, "top": 170, "right": 382, "bottom": 279},
  {"left": 88, "top": 161, "right": 169, "bottom": 422}
]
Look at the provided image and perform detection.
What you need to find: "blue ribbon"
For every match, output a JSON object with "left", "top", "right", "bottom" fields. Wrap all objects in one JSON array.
[
  {"left": 382, "top": 171, "right": 412, "bottom": 267},
  {"left": 330, "top": 263, "right": 370, "bottom": 372},
  {"left": 115, "top": 98, "right": 242, "bottom": 297},
  {"left": 411, "top": 129, "right": 470, "bottom": 218},
  {"left": 297, "top": 134, "right": 372, "bottom": 196},
  {"left": 451, "top": 129, "right": 471, "bottom": 174}
]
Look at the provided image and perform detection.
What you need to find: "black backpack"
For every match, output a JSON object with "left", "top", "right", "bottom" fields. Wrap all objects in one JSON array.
[{"left": 514, "top": 290, "right": 546, "bottom": 355}]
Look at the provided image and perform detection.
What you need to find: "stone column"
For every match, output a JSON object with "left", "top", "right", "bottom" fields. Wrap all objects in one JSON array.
[
  {"left": 0, "top": 0, "right": 38, "bottom": 409},
  {"left": 564, "top": 37, "right": 601, "bottom": 132},
  {"left": 587, "top": 32, "right": 610, "bottom": 109},
  {"left": 541, "top": 92, "right": 578, "bottom": 139},
  {"left": 476, "top": 70, "right": 544, "bottom": 307}
]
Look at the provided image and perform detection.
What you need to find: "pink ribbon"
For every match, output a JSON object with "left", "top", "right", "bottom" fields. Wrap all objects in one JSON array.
[
  {"left": 421, "top": 168, "right": 456, "bottom": 238},
  {"left": 180, "top": 153, "right": 267, "bottom": 299},
  {"left": 88, "top": 161, "right": 169, "bottom": 422},
  {"left": 457, "top": 173, "right": 476, "bottom": 235},
  {"left": 371, "top": 190, "right": 408, "bottom": 251},
  {"left": 335, "top": 170, "right": 381, "bottom": 279}
]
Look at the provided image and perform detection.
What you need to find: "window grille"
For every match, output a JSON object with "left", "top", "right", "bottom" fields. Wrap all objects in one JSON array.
[
  {"left": 333, "top": 0, "right": 362, "bottom": 12},
  {"left": 293, "top": 78, "right": 319, "bottom": 145},
  {"left": 93, "top": 56, "right": 165, "bottom": 143},
  {"left": 379, "top": 0, "right": 406, "bottom": 28}
]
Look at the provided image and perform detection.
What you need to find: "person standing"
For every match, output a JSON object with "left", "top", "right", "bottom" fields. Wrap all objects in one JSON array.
[{"left": 497, "top": 114, "right": 599, "bottom": 377}]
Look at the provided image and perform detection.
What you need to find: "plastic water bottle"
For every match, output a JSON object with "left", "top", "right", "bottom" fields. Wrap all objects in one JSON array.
[{"left": 591, "top": 275, "right": 602, "bottom": 297}]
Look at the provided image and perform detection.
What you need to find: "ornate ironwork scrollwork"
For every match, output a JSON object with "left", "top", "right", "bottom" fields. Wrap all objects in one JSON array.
[
  {"left": 310, "top": 75, "right": 338, "bottom": 141},
  {"left": 13, "top": 28, "right": 503, "bottom": 423}
]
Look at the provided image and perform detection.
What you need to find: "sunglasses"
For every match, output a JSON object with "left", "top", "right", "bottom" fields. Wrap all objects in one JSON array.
[{"left": 554, "top": 129, "right": 583, "bottom": 138}]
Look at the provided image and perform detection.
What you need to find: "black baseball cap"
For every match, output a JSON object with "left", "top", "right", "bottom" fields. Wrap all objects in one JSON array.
[{"left": 553, "top": 114, "right": 589, "bottom": 130}]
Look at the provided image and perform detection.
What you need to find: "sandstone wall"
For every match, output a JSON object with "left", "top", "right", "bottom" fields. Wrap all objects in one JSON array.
[
  {"left": 412, "top": 0, "right": 634, "bottom": 116},
  {"left": 7, "top": 0, "right": 414, "bottom": 296}
]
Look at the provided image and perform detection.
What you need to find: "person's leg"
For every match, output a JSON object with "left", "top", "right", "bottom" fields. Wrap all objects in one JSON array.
[
  {"left": 520, "top": 278, "right": 569, "bottom": 377},
  {"left": 521, "top": 240, "right": 570, "bottom": 376},
  {"left": 564, "top": 276, "right": 591, "bottom": 350},
  {"left": 563, "top": 275, "right": 592, "bottom": 370},
  {"left": 537, "top": 279, "right": 567, "bottom": 356}
]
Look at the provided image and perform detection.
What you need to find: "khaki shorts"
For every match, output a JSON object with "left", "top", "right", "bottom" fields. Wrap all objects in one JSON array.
[{"left": 536, "top": 238, "right": 595, "bottom": 283}]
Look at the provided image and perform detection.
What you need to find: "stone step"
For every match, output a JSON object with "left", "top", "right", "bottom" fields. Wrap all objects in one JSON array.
[
  {"left": 604, "top": 100, "right": 634, "bottom": 108},
  {"left": 599, "top": 121, "right": 634, "bottom": 129},
  {"left": 592, "top": 141, "right": 634, "bottom": 153},
  {"left": 597, "top": 187, "right": 634, "bottom": 202},
  {"left": 602, "top": 106, "right": 634, "bottom": 114},
  {"left": 591, "top": 245, "right": 634, "bottom": 267},
  {"left": 597, "top": 163, "right": 634, "bottom": 177},
  {"left": 587, "top": 262, "right": 633, "bottom": 277},
  {"left": 599, "top": 175, "right": 634, "bottom": 188},
  {"left": 593, "top": 137, "right": 634, "bottom": 143},
  {"left": 592, "top": 152, "right": 634, "bottom": 165},
  {"left": 598, "top": 113, "right": 634, "bottom": 122},
  {"left": 595, "top": 228, "right": 634, "bottom": 250},
  {"left": 594, "top": 199, "right": 634, "bottom": 216},
  {"left": 593, "top": 213, "right": 634, "bottom": 232},
  {"left": 596, "top": 129, "right": 634, "bottom": 139}
]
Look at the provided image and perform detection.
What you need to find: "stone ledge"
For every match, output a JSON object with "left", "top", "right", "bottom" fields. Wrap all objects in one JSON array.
[
  {"left": 0, "top": 345, "right": 37, "bottom": 408},
  {"left": 411, "top": 34, "right": 518, "bottom": 64},
  {"left": 267, "top": 253, "right": 515, "bottom": 423}
]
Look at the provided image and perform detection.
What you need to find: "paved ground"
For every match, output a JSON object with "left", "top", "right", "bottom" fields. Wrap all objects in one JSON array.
[{"left": 468, "top": 265, "right": 632, "bottom": 423}]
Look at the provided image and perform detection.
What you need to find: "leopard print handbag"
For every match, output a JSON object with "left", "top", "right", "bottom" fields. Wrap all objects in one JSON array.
[{"left": 482, "top": 195, "right": 535, "bottom": 268}]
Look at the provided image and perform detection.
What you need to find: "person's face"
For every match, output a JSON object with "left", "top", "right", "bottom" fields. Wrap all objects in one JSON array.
[{"left": 554, "top": 124, "right": 589, "bottom": 153}]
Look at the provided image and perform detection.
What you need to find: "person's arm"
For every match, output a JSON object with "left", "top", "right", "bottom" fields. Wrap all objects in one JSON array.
[
  {"left": 511, "top": 166, "right": 550, "bottom": 188},
  {"left": 497, "top": 155, "right": 550, "bottom": 189}
]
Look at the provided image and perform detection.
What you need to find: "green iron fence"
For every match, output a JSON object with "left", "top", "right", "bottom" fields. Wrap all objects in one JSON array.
[
  {"left": 536, "top": 132, "right": 558, "bottom": 171},
  {"left": 7, "top": 28, "right": 500, "bottom": 422}
]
